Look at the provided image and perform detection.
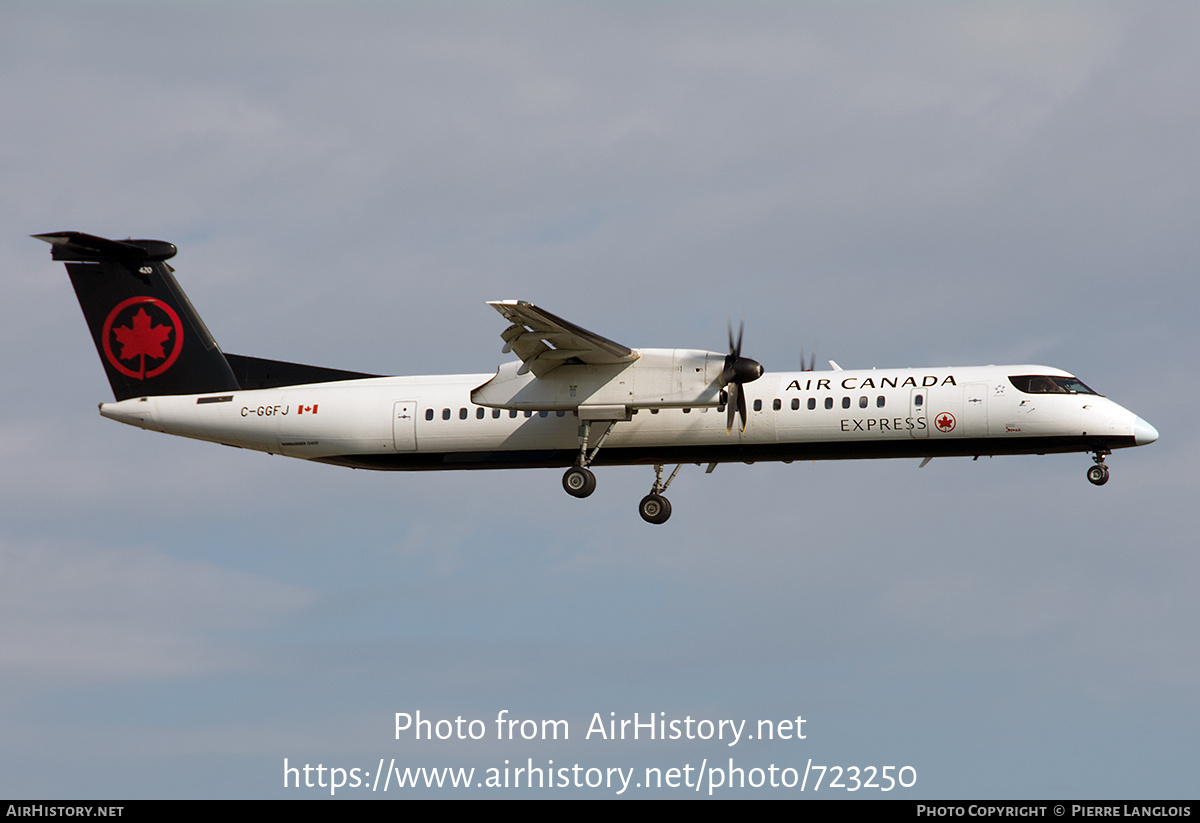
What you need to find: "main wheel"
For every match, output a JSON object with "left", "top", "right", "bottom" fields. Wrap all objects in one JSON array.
[
  {"left": 562, "top": 466, "right": 597, "bottom": 498},
  {"left": 1086, "top": 464, "right": 1109, "bottom": 486},
  {"left": 638, "top": 493, "right": 672, "bottom": 524}
]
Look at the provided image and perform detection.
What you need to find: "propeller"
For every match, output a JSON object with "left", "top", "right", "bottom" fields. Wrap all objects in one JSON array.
[
  {"left": 721, "top": 320, "right": 764, "bottom": 434},
  {"left": 800, "top": 345, "right": 816, "bottom": 372}
]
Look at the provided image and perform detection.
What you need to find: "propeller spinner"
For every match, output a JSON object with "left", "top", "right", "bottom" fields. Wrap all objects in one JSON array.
[{"left": 721, "top": 320, "right": 764, "bottom": 434}]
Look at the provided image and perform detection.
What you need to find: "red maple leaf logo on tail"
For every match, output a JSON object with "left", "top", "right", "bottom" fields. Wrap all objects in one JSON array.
[
  {"left": 101, "top": 297, "right": 184, "bottom": 380},
  {"left": 113, "top": 308, "right": 174, "bottom": 379}
]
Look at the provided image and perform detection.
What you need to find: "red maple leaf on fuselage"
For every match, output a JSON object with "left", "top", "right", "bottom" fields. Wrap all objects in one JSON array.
[{"left": 112, "top": 307, "right": 173, "bottom": 379}]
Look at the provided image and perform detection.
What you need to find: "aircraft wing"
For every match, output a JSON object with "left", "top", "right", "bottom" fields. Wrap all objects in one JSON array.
[{"left": 488, "top": 300, "right": 639, "bottom": 377}]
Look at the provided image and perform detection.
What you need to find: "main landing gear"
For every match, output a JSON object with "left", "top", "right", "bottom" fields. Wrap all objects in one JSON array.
[
  {"left": 563, "top": 459, "right": 683, "bottom": 524},
  {"left": 562, "top": 466, "right": 596, "bottom": 497},
  {"left": 561, "top": 419, "right": 682, "bottom": 523},
  {"left": 1086, "top": 448, "right": 1111, "bottom": 486},
  {"left": 562, "top": 419, "right": 614, "bottom": 499},
  {"left": 639, "top": 464, "right": 681, "bottom": 525}
]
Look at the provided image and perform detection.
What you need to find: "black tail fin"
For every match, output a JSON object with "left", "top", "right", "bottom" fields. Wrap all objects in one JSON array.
[{"left": 36, "top": 231, "right": 240, "bottom": 401}]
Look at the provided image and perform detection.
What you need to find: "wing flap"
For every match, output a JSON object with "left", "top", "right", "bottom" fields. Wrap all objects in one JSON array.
[{"left": 488, "top": 300, "right": 638, "bottom": 377}]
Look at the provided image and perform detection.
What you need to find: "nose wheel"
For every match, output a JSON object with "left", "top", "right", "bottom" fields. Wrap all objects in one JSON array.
[{"left": 1086, "top": 449, "right": 1110, "bottom": 486}]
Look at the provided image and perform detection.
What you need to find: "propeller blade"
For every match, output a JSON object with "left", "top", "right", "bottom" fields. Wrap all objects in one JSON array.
[
  {"left": 721, "top": 318, "right": 762, "bottom": 434},
  {"left": 800, "top": 345, "right": 816, "bottom": 372}
]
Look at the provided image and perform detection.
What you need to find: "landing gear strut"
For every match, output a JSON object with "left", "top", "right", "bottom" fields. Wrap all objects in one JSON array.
[
  {"left": 562, "top": 419, "right": 615, "bottom": 499},
  {"left": 639, "top": 463, "right": 681, "bottom": 525},
  {"left": 1086, "top": 449, "right": 1111, "bottom": 486},
  {"left": 560, "top": 417, "right": 684, "bottom": 524}
]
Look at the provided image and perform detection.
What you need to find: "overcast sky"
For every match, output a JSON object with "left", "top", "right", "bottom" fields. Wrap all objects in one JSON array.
[{"left": 2, "top": 1, "right": 1196, "bottom": 798}]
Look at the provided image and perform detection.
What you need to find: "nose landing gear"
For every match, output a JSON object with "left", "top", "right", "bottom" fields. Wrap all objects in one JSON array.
[{"left": 1086, "top": 449, "right": 1111, "bottom": 486}]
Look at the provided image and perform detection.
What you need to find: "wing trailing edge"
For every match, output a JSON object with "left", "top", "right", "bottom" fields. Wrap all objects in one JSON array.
[{"left": 488, "top": 300, "right": 638, "bottom": 377}]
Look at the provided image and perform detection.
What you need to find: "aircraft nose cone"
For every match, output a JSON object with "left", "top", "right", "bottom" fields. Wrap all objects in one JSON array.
[{"left": 1133, "top": 416, "right": 1159, "bottom": 446}]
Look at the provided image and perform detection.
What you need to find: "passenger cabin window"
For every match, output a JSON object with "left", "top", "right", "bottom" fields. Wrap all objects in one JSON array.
[
  {"left": 425, "top": 409, "right": 434, "bottom": 421},
  {"left": 791, "top": 398, "right": 800, "bottom": 411},
  {"left": 476, "top": 408, "right": 485, "bottom": 419},
  {"left": 459, "top": 408, "right": 468, "bottom": 420},
  {"left": 859, "top": 396, "right": 868, "bottom": 408},
  {"left": 877, "top": 396, "right": 885, "bottom": 408},
  {"left": 753, "top": 399, "right": 763, "bottom": 411},
  {"left": 492, "top": 409, "right": 501, "bottom": 419},
  {"left": 442, "top": 408, "right": 450, "bottom": 420},
  {"left": 808, "top": 398, "right": 816, "bottom": 410},
  {"left": 842, "top": 397, "right": 850, "bottom": 409},
  {"left": 825, "top": 397, "right": 833, "bottom": 410},
  {"left": 773, "top": 399, "right": 781, "bottom": 411},
  {"left": 1009, "top": 375, "right": 1099, "bottom": 395},
  {"left": 509, "top": 409, "right": 518, "bottom": 418}
]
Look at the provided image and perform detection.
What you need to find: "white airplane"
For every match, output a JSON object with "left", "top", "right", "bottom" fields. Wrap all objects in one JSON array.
[{"left": 39, "top": 231, "right": 1159, "bottom": 524}]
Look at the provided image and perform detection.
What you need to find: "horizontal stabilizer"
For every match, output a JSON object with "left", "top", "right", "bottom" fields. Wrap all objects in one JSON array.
[{"left": 33, "top": 231, "right": 177, "bottom": 263}]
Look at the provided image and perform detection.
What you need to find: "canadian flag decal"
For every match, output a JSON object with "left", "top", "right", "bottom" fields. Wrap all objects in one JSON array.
[{"left": 297, "top": 405, "right": 319, "bottom": 415}]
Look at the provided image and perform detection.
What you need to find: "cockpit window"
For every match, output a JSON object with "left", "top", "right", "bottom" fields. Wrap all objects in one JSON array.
[{"left": 1009, "top": 375, "right": 1100, "bottom": 396}]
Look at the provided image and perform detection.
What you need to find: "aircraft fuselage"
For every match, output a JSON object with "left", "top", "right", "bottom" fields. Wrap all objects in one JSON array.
[{"left": 99, "top": 363, "right": 1154, "bottom": 471}]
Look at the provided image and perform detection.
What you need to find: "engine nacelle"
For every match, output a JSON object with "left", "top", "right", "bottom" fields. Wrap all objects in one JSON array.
[{"left": 471, "top": 348, "right": 724, "bottom": 412}]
